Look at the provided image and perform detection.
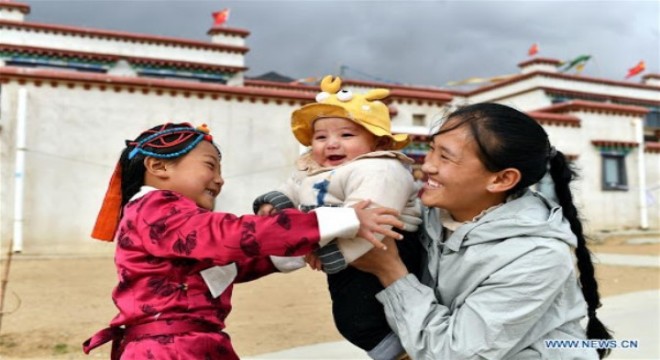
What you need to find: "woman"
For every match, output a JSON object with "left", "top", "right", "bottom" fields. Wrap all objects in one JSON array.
[{"left": 353, "top": 103, "right": 612, "bottom": 359}]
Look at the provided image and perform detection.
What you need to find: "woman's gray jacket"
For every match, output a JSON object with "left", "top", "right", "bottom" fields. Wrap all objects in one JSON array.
[{"left": 376, "top": 190, "right": 598, "bottom": 359}]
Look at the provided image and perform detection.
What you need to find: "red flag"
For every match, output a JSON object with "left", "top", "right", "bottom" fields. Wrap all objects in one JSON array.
[
  {"left": 212, "top": 8, "right": 230, "bottom": 26},
  {"left": 528, "top": 43, "right": 539, "bottom": 56},
  {"left": 625, "top": 60, "right": 645, "bottom": 79}
]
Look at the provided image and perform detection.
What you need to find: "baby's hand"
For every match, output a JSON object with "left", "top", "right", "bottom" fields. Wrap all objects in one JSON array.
[
  {"left": 257, "top": 203, "right": 276, "bottom": 216},
  {"left": 304, "top": 253, "right": 323, "bottom": 271}
]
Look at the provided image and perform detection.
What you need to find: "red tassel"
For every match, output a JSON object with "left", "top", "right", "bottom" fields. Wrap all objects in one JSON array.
[{"left": 91, "top": 163, "right": 123, "bottom": 241}]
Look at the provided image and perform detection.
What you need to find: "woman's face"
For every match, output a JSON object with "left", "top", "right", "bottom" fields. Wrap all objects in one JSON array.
[{"left": 420, "top": 120, "right": 498, "bottom": 222}]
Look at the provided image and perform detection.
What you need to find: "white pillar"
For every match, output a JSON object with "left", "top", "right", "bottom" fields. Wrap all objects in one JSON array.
[
  {"left": 13, "top": 87, "right": 27, "bottom": 252},
  {"left": 634, "top": 118, "right": 649, "bottom": 230}
]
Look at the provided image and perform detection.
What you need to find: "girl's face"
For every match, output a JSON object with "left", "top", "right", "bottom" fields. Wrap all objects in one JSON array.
[
  {"left": 311, "top": 117, "right": 378, "bottom": 167},
  {"left": 161, "top": 141, "right": 224, "bottom": 210},
  {"left": 420, "top": 120, "right": 499, "bottom": 222}
]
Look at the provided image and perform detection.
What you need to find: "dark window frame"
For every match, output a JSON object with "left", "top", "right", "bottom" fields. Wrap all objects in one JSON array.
[
  {"left": 412, "top": 113, "right": 426, "bottom": 126},
  {"left": 601, "top": 152, "right": 628, "bottom": 191}
]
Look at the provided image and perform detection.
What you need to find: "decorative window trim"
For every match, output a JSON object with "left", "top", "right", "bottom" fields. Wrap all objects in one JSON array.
[{"left": 591, "top": 140, "right": 636, "bottom": 191}]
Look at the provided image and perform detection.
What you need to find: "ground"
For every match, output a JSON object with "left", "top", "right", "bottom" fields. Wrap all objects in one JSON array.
[{"left": 0, "top": 235, "right": 657, "bottom": 359}]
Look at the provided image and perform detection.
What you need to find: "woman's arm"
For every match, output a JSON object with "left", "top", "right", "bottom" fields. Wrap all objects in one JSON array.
[{"left": 355, "top": 239, "right": 573, "bottom": 359}]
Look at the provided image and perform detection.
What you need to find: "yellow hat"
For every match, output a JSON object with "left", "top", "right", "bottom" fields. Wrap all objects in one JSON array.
[{"left": 291, "top": 75, "right": 410, "bottom": 150}]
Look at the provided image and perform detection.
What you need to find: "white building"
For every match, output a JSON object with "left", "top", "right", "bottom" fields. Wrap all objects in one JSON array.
[{"left": 1, "top": 1, "right": 658, "bottom": 255}]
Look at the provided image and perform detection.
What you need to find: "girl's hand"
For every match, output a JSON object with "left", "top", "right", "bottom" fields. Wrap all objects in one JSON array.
[
  {"left": 352, "top": 200, "right": 405, "bottom": 251},
  {"left": 304, "top": 252, "right": 323, "bottom": 271},
  {"left": 257, "top": 203, "right": 277, "bottom": 216},
  {"left": 352, "top": 237, "right": 409, "bottom": 287}
]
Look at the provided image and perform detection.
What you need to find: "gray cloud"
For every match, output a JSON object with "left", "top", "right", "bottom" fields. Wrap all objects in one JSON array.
[{"left": 25, "top": 0, "right": 659, "bottom": 87}]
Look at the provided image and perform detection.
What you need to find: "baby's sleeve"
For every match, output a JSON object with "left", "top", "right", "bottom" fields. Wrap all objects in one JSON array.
[{"left": 252, "top": 171, "right": 301, "bottom": 214}]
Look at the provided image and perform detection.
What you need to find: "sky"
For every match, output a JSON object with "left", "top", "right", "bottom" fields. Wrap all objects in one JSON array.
[{"left": 21, "top": 0, "right": 660, "bottom": 89}]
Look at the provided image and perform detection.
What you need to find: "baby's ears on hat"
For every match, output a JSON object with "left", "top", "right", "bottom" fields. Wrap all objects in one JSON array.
[
  {"left": 364, "top": 89, "right": 390, "bottom": 101},
  {"left": 320, "top": 75, "right": 341, "bottom": 94}
]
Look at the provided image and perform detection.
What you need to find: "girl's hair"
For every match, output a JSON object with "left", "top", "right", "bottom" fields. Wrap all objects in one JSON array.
[
  {"left": 436, "top": 103, "right": 612, "bottom": 358},
  {"left": 119, "top": 122, "right": 220, "bottom": 206}
]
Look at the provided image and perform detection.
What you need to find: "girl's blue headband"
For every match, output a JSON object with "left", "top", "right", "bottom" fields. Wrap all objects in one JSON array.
[{"left": 127, "top": 124, "right": 214, "bottom": 160}]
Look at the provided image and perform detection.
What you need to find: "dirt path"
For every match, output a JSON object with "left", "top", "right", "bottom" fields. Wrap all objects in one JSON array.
[{"left": 0, "top": 236, "right": 658, "bottom": 359}]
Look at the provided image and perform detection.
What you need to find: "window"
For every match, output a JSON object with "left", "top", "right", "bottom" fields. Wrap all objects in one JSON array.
[
  {"left": 412, "top": 114, "right": 426, "bottom": 126},
  {"left": 601, "top": 153, "right": 628, "bottom": 191},
  {"left": 645, "top": 109, "right": 660, "bottom": 128},
  {"left": 551, "top": 96, "right": 570, "bottom": 104}
]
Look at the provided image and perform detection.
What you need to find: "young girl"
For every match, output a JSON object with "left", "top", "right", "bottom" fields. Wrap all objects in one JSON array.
[
  {"left": 353, "top": 103, "right": 613, "bottom": 359},
  {"left": 82, "top": 122, "right": 404, "bottom": 360},
  {"left": 253, "top": 76, "right": 422, "bottom": 360}
]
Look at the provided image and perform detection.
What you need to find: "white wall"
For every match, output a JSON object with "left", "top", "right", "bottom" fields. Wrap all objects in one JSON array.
[
  {"left": 468, "top": 76, "right": 547, "bottom": 104},
  {"left": 495, "top": 89, "right": 553, "bottom": 111},
  {"left": 644, "top": 152, "right": 660, "bottom": 229},
  {"left": 0, "top": 7, "right": 25, "bottom": 21},
  {"left": 0, "top": 82, "right": 301, "bottom": 254},
  {"left": 573, "top": 112, "right": 645, "bottom": 231},
  {"left": 389, "top": 99, "right": 448, "bottom": 129}
]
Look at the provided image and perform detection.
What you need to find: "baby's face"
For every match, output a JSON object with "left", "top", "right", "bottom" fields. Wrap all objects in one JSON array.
[{"left": 310, "top": 117, "right": 378, "bottom": 167}]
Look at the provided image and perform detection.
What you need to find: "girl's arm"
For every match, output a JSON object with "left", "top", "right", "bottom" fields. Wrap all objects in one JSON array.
[
  {"left": 234, "top": 255, "right": 309, "bottom": 283},
  {"left": 233, "top": 257, "right": 276, "bottom": 283},
  {"left": 130, "top": 191, "right": 401, "bottom": 264}
]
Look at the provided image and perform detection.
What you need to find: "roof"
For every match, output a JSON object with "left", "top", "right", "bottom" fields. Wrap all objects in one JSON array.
[
  {"left": 206, "top": 26, "right": 250, "bottom": 38},
  {"left": 0, "top": 43, "right": 247, "bottom": 73},
  {"left": 527, "top": 111, "right": 581, "bottom": 127},
  {"left": 591, "top": 140, "right": 639, "bottom": 148},
  {"left": 249, "top": 71, "right": 296, "bottom": 83},
  {"left": 244, "top": 78, "right": 454, "bottom": 103},
  {"left": 642, "top": 73, "right": 660, "bottom": 80},
  {"left": 341, "top": 78, "right": 446, "bottom": 93},
  {"left": 0, "top": 66, "right": 313, "bottom": 103},
  {"left": 0, "top": 19, "right": 249, "bottom": 54},
  {"left": 535, "top": 100, "right": 650, "bottom": 116},
  {"left": 0, "top": 1, "right": 30, "bottom": 14},
  {"left": 517, "top": 57, "right": 563, "bottom": 67},
  {"left": 540, "top": 87, "right": 660, "bottom": 107},
  {"left": 467, "top": 70, "right": 660, "bottom": 96},
  {"left": 645, "top": 142, "right": 660, "bottom": 153}
]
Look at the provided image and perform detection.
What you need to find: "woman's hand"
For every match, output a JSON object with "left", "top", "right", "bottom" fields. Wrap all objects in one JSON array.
[
  {"left": 352, "top": 200, "right": 405, "bottom": 251},
  {"left": 352, "top": 237, "right": 409, "bottom": 287}
]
